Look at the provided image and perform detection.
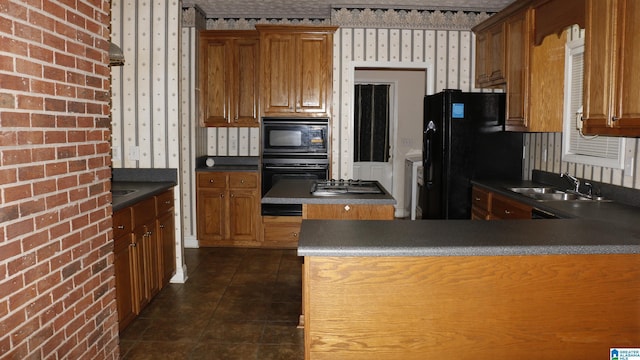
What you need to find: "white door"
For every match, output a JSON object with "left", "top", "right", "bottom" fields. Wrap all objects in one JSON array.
[{"left": 352, "top": 82, "right": 394, "bottom": 194}]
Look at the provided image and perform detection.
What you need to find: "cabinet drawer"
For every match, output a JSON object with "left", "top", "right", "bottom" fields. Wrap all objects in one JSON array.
[
  {"left": 113, "top": 207, "right": 133, "bottom": 238},
  {"left": 156, "top": 189, "right": 174, "bottom": 214},
  {"left": 228, "top": 172, "right": 258, "bottom": 189},
  {"left": 491, "top": 193, "right": 531, "bottom": 219},
  {"left": 472, "top": 186, "right": 491, "bottom": 212},
  {"left": 262, "top": 216, "right": 301, "bottom": 246},
  {"left": 197, "top": 173, "right": 227, "bottom": 189}
]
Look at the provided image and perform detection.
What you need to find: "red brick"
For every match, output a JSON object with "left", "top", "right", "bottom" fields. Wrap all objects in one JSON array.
[
  {"left": 71, "top": 214, "right": 89, "bottom": 230},
  {"left": 41, "top": 330, "right": 66, "bottom": 358},
  {"left": 0, "top": 54, "right": 14, "bottom": 72},
  {"left": 57, "top": 145, "right": 77, "bottom": 159},
  {"left": 44, "top": 130, "right": 65, "bottom": 143},
  {"left": 27, "top": 324, "right": 53, "bottom": 352},
  {"left": 45, "top": 97, "right": 66, "bottom": 112},
  {"left": 31, "top": 113, "right": 55, "bottom": 127},
  {"left": 3, "top": 183, "right": 32, "bottom": 202},
  {"left": 21, "top": 230, "right": 49, "bottom": 251},
  {"left": 29, "top": 44, "right": 54, "bottom": 63},
  {"left": 6, "top": 218, "right": 34, "bottom": 239},
  {"left": 43, "top": 64, "right": 65, "bottom": 82},
  {"left": 77, "top": 58, "right": 93, "bottom": 72},
  {"left": 0, "top": 73, "right": 30, "bottom": 91},
  {"left": 0, "top": 241, "right": 22, "bottom": 262},
  {"left": 2, "top": 148, "right": 32, "bottom": 165},
  {"left": 79, "top": 144, "right": 96, "bottom": 157},
  {"left": 17, "top": 94, "right": 43, "bottom": 110},
  {"left": 38, "top": 301, "right": 63, "bottom": 326},
  {"left": 0, "top": 131, "right": 17, "bottom": 146},
  {"left": 57, "top": 174, "right": 77, "bottom": 190},
  {"left": 57, "top": 115, "right": 77, "bottom": 127},
  {"left": 17, "top": 130, "right": 44, "bottom": 145},
  {"left": 66, "top": 71, "right": 85, "bottom": 86},
  {"left": 23, "top": 262, "right": 49, "bottom": 287},
  {"left": 36, "top": 241, "right": 60, "bottom": 262},
  {"left": 68, "top": 101, "right": 86, "bottom": 113},
  {"left": 28, "top": 9, "right": 55, "bottom": 31},
  {"left": 5, "top": 1, "right": 28, "bottom": 21},
  {"left": 34, "top": 210, "right": 59, "bottom": 230},
  {"left": 14, "top": 22, "right": 42, "bottom": 42},
  {"left": 18, "top": 164, "right": 45, "bottom": 181},
  {"left": 32, "top": 179, "right": 56, "bottom": 195},
  {"left": 0, "top": 35, "right": 29, "bottom": 57},
  {"left": 30, "top": 79, "right": 56, "bottom": 95},
  {"left": 50, "top": 250, "right": 72, "bottom": 272},
  {"left": 55, "top": 83, "right": 76, "bottom": 97},
  {"left": 45, "top": 161, "right": 67, "bottom": 176},
  {"left": 9, "top": 283, "right": 37, "bottom": 311},
  {"left": 0, "top": 168, "right": 17, "bottom": 185},
  {"left": 43, "top": 1, "right": 65, "bottom": 20},
  {"left": 45, "top": 192, "right": 67, "bottom": 209},
  {"left": 31, "top": 147, "right": 55, "bottom": 163},
  {"left": 11, "top": 317, "right": 40, "bottom": 349},
  {"left": 0, "top": 203, "right": 19, "bottom": 222},
  {"left": 0, "top": 92, "right": 16, "bottom": 108},
  {"left": 0, "top": 16, "right": 12, "bottom": 37},
  {"left": 19, "top": 197, "right": 46, "bottom": 216},
  {"left": 15, "top": 58, "right": 42, "bottom": 77},
  {"left": 0, "top": 112, "right": 29, "bottom": 127},
  {"left": 36, "top": 271, "right": 61, "bottom": 295},
  {"left": 55, "top": 51, "right": 75, "bottom": 68},
  {"left": 68, "top": 130, "right": 87, "bottom": 143}
]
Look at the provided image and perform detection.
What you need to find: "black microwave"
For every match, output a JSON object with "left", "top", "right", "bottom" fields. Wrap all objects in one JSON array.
[{"left": 261, "top": 118, "right": 329, "bottom": 155}]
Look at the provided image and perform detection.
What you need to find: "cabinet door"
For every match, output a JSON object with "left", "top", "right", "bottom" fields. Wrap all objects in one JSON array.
[
  {"left": 114, "top": 233, "right": 136, "bottom": 331},
  {"left": 197, "top": 188, "right": 227, "bottom": 243},
  {"left": 144, "top": 223, "right": 161, "bottom": 299},
  {"left": 583, "top": 0, "right": 615, "bottom": 134},
  {"left": 157, "top": 211, "right": 175, "bottom": 286},
  {"left": 261, "top": 33, "right": 296, "bottom": 115},
  {"left": 132, "top": 226, "right": 149, "bottom": 313},
  {"left": 504, "top": 9, "right": 530, "bottom": 131},
  {"left": 490, "top": 193, "right": 531, "bottom": 219},
  {"left": 233, "top": 37, "right": 260, "bottom": 125},
  {"left": 201, "top": 38, "right": 232, "bottom": 126},
  {"left": 475, "top": 30, "right": 490, "bottom": 87},
  {"left": 612, "top": 0, "right": 640, "bottom": 133},
  {"left": 228, "top": 189, "right": 258, "bottom": 241},
  {"left": 296, "top": 32, "right": 332, "bottom": 114},
  {"left": 488, "top": 22, "right": 506, "bottom": 84}
]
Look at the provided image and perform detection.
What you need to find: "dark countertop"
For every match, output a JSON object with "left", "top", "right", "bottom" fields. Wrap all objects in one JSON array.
[
  {"left": 298, "top": 175, "right": 640, "bottom": 257},
  {"left": 111, "top": 168, "right": 177, "bottom": 211},
  {"left": 262, "top": 179, "right": 396, "bottom": 205},
  {"left": 195, "top": 156, "right": 259, "bottom": 172}
]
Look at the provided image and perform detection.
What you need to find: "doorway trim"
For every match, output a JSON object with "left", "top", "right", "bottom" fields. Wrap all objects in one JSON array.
[{"left": 345, "top": 61, "right": 435, "bottom": 216}]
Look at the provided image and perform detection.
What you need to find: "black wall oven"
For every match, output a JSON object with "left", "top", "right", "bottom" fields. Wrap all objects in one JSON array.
[{"left": 261, "top": 118, "right": 330, "bottom": 216}]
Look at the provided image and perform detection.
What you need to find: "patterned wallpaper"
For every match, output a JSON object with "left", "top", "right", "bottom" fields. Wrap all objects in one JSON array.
[{"left": 111, "top": 6, "right": 639, "bottom": 250}]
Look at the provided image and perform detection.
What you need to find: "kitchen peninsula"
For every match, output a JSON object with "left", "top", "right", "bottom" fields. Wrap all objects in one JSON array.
[{"left": 299, "top": 201, "right": 640, "bottom": 359}]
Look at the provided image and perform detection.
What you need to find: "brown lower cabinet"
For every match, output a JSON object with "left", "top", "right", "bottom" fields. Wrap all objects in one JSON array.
[
  {"left": 113, "top": 188, "right": 176, "bottom": 332},
  {"left": 472, "top": 185, "right": 531, "bottom": 220}
]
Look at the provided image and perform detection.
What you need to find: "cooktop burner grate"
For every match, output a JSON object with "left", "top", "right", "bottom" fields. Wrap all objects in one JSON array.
[{"left": 310, "top": 179, "right": 384, "bottom": 196}]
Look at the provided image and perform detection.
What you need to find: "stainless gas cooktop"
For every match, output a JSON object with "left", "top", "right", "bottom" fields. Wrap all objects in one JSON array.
[{"left": 310, "top": 179, "right": 384, "bottom": 196}]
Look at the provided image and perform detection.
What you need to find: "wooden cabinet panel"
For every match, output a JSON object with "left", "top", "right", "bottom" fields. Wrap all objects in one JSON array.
[
  {"left": 257, "top": 25, "right": 337, "bottom": 117},
  {"left": 584, "top": 0, "right": 640, "bottom": 135},
  {"left": 474, "top": 22, "right": 505, "bottom": 88},
  {"left": 200, "top": 31, "right": 259, "bottom": 127},
  {"left": 262, "top": 216, "right": 301, "bottom": 248},
  {"left": 490, "top": 192, "right": 531, "bottom": 220},
  {"left": 113, "top": 207, "right": 135, "bottom": 332},
  {"left": 504, "top": 9, "right": 529, "bottom": 131},
  {"left": 303, "top": 203, "right": 395, "bottom": 220},
  {"left": 197, "top": 171, "right": 260, "bottom": 247}
]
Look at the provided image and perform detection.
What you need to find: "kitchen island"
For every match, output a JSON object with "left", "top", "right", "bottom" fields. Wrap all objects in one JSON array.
[{"left": 299, "top": 219, "right": 640, "bottom": 359}]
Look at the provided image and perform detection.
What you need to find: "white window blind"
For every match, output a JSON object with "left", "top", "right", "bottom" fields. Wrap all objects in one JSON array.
[{"left": 562, "top": 38, "right": 625, "bottom": 168}]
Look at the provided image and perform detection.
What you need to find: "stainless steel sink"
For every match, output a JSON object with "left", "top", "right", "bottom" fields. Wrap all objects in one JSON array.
[{"left": 507, "top": 187, "right": 608, "bottom": 202}]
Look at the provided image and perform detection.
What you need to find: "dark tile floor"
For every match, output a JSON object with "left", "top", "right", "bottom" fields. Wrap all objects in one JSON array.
[{"left": 119, "top": 248, "right": 304, "bottom": 360}]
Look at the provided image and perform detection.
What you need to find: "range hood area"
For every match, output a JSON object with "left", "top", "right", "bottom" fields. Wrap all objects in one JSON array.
[{"left": 109, "top": 42, "right": 125, "bottom": 66}]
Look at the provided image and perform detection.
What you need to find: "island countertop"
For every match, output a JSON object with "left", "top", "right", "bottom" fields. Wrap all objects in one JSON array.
[{"left": 262, "top": 179, "right": 396, "bottom": 205}]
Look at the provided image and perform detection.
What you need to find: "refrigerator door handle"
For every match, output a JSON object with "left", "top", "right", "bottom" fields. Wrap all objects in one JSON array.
[{"left": 423, "top": 120, "right": 437, "bottom": 185}]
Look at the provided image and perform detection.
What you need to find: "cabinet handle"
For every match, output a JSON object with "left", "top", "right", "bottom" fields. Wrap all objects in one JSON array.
[
  {"left": 209, "top": 179, "right": 215, "bottom": 183},
  {"left": 220, "top": 194, "right": 224, "bottom": 198},
  {"left": 474, "top": 197, "right": 481, "bottom": 201},
  {"left": 160, "top": 224, "right": 165, "bottom": 229},
  {"left": 504, "top": 209, "right": 512, "bottom": 215},
  {"left": 130, "top": 242, "right": 137, "bottom": 247},
  {"left": 292, "top": 232, "right": 298, "bottom": 237},
  {"left": 344, "top": 205, "right": 351, "bottom": 212},
  {"left": 612, "top": 116, "right": 619, "bottom": 122},
  {"left": 164, "top": 200, "right": 171, "bottom": 205},
  {"left": 117, "top": 225, "right": 125, "bottom": 230},
  {"left": 240, "top": 179, "right": 245, "bottom": 184}
]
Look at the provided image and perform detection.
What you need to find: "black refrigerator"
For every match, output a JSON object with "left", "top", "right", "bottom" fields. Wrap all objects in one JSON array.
[{"left": 420, "top": 89, "right": 523, "bottom": 219}]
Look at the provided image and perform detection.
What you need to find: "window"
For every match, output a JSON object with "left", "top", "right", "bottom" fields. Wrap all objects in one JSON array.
[{"left": 562, "top": 37, "right": 625, "bottom": 169}]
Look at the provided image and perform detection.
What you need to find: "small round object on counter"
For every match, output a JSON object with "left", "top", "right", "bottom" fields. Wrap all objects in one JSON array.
[{"left": 205, "top": 158, "right": 215, "bottom": 167}]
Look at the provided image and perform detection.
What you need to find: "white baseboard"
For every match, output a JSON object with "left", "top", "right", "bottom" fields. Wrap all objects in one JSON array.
[
  {"left": 170, "top": 263, "right": 188, "bottom": 283},
  {"left": 184, "top": 235, "right": 199, "bottom": 248}
]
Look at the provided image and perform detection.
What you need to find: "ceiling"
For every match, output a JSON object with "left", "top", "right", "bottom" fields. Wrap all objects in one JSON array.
[{"left": 183, "top": 0, "right": 517, "bottom": 19}]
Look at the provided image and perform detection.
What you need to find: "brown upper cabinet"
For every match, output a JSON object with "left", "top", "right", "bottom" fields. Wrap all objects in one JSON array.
[
  {"left": 256, "top": 25, "right": 337, "bottom": 117},
  {"left": 583, "top": 0, "right": 640, "bottom": 136},
  {"left": 475, "top": 22, "right": 506, "bottom": 87},
  {"left": 473, "top": 0, "right": 585, "bottom": 132},
  {"left": 199, "top": 31, "right": 260, "bottom": 127}
]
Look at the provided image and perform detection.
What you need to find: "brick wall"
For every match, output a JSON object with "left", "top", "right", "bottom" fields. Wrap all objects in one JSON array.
[{"left": 0, "top": 1, "right": 119, "bottom": 359}]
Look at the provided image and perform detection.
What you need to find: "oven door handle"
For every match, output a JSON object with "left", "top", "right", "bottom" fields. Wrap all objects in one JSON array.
[{"left": 264, "top": 165, "right": 328, "bottom": 170}]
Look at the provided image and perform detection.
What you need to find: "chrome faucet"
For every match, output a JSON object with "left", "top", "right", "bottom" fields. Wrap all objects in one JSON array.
[{"left": 561, "top": 173, "right": 580, "bottom": 192}]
